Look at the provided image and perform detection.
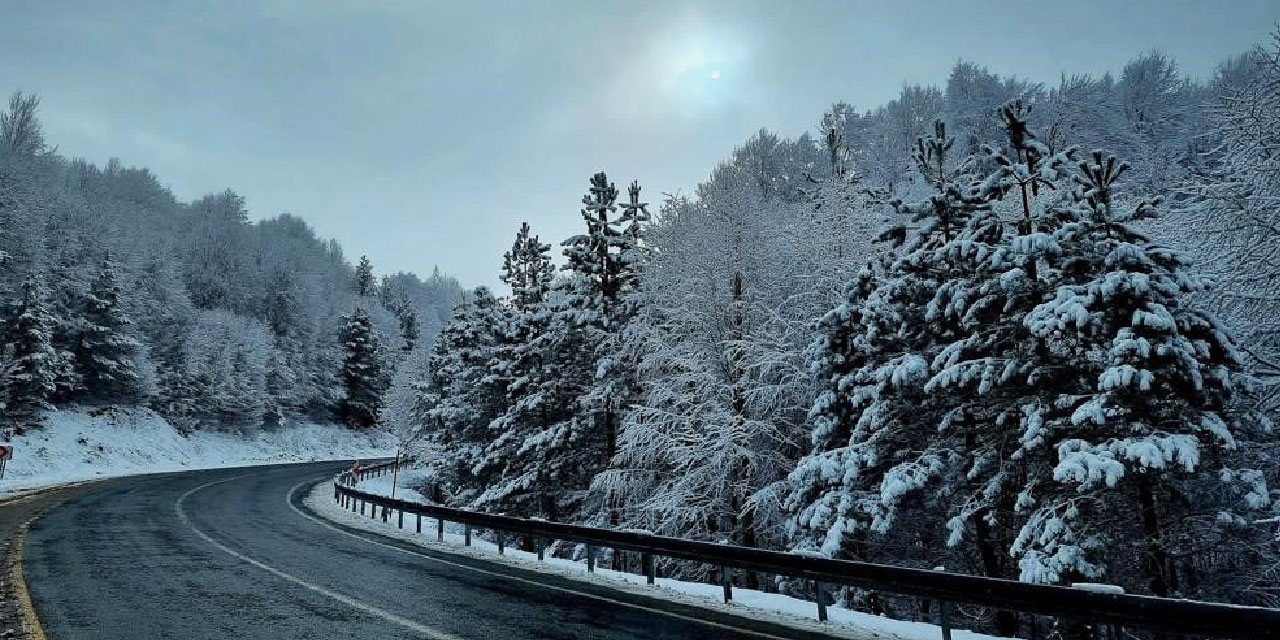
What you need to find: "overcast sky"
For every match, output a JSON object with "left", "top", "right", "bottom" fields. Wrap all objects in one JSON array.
[{"left": 1, "top": 1, "right": 1276, "bottom": 289}]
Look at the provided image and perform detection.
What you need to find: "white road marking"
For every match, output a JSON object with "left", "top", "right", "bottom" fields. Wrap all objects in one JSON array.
[
  {"left": 175, "top": 474, "right": 466, "bottom": 640},
  {"left": 286, "top": 479, "right": 801, "bottom": 640}
]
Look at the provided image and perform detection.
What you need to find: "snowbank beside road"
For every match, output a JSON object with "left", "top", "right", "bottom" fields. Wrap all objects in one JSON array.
[
  {"left": 0, "top": 407, "right": 394, "bottom": 494},
  {"left": 313, "top": 474, "right": 1005, "bottom": 640}
]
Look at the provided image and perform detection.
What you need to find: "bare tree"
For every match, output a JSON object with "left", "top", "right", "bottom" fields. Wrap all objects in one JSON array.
[{"left": 1, "top": 91, "right": 49, "bottom": 156}]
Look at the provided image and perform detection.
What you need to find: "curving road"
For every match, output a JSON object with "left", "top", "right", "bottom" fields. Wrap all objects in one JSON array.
[{"left": 15, "top": 463, "right": 843, "bottom": 640}]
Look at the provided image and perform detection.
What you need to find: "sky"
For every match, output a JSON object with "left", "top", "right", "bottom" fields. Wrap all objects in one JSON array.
[{"left": 1, "top": 1, "right": 1276, "bottom": 290}]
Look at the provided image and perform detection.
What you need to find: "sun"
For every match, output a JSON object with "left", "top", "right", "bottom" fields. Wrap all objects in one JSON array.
[{"left": 615, "top": 21, "right": 748, "bottom": 117}]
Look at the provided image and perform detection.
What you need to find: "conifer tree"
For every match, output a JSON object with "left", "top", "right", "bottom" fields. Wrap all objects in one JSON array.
[
  {"left": 418, "top": 288, "right": 506, "bottom": 497},
  {"left": 395, "top": 298, "right": 420, "bottom": 353},
  {"left": 563, "top": 172, "right": 623, "bottom": 323},
  {"left": 474, "top": 281, "right": 595, "bottom": 519},
  {"left": 1014, "top": 151, "right": 1262, "bottom": 595},
  {"left": 76, "top": 258, "right": 144, "bottom": 403},
  {"left": 337, "top": 306, "right": 386, "bottom": 428},
  {"left": 477, "top": 174, "right": 648, "bottom": 520},
  {"left": 355, "top": 255, "right": 375, "bottom": 297},
  {"left": 615, "top": 181, "right": 650, "bottom": 299},
  {"left": 3, "top": 278, "right": 57, "bottom": 433},
  {"left": 44, "top": 253, "right": 85, "bottom": 402},
  {"left": 501, "top": 222, "right": 555, "bottom": 312},
  {"left": 784, "top": 120, "right": 1007, "bottom": 594},
  {"left": 787, "top": 104, "right": 1267, "bottom": 611}
]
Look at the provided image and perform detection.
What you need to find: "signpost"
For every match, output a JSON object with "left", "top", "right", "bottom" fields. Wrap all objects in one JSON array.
[
  {"left": 389, "top": 450, "right": 401, "bottom": 499},
  {"left": 0, "top": 445, "right": 13, "bottom": 480}
]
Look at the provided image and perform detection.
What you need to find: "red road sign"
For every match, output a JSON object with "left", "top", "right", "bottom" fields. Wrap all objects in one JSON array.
[{"left": 0, "top": 446, "right": 12, "bottom": 461}]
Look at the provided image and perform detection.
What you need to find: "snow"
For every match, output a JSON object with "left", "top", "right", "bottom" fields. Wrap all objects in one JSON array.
[
  {"left": 0, "top": 406, "right": 395, "bottom": 495},
  {"left": 311, "top": 473, "right": 1009, "bottom": 640}
]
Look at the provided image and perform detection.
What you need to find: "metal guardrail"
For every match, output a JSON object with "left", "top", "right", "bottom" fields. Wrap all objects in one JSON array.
[{"left": 334, "top": 462, "right": 1279, "bottom": 639}]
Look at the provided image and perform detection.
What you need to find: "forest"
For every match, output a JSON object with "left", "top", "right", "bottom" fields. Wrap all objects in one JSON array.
[
  {"left": 3, "top": 26, "right": 1280, "bottom": 637},
  {"left": 389, "top": 33, "right": 1280, "bottom": 633},
  {"left": 0, "top": 91, "right": 463, "bottom": 434}
]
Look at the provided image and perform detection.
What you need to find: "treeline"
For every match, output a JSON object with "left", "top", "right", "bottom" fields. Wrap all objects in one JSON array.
[
  {"left": 401, "top": 41, "right": 1280, "bottom": 631},
  {"left": 0, "top": 94, "right": 463, "bottom": 433}
]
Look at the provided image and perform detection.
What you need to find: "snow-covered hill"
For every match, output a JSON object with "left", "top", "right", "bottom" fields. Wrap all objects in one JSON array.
[{"left": 0, "top": 407, "right": 394, "bottom": 494}]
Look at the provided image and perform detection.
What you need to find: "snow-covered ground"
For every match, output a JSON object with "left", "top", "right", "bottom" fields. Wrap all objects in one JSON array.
[
  {"left": 0, "top": 407, "right": 395, "bottom": 495},
  {"left": 307, "top": 472, "right": 1007, "bottom": 640}
]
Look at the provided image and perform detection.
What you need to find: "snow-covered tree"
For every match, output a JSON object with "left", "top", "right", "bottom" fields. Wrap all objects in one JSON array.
[
  {"left": 784, "top": 119, "right": 999, "bottom": 571},
  {"left": 787, "top": 97, "right": 1268, "bottom": 617},
  {"left": 1013, "top": 150, "right": 1263, "bottom": 597},
  {"left": 355, "top": 255, "right": 375, "bottom": 297},
  {"left": 476, "top": 174, "right": 648, "bottom": 521},
  {"left": 1177, "top": 32, "right": 1280, "bottom": 417},
  {"left": 76, "top": 258, "right": 145, "bottom": 403},
  {"left": 396, "top": 299, "right": 420, "bottom": 353},
  {"left": 337, "top": 306, "right": 386, "bottom": 428},
  {"left": 2, "top": 278, "right": 57, "bottom": 432},
  {"left": 501, "top": 222, "right": 556, "bottom": 313},
  {"left": 417, "top": 288, "right": 507, "bottom": 497},
  {"left": 0, "top": 92, "right": 48, "bottom": 157}
]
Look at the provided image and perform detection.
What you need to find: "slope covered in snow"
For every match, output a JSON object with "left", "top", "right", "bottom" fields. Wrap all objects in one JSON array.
[{"left": 0, "top": 407, "right": 394, "bottom": 495}]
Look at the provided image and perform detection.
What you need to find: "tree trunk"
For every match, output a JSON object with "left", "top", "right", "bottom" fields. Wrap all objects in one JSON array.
[
  {"left": 974, "top": 513, "right": 1018, "bottom": 636},
  {"left": 1137, "top": 476, "right": 1171, "bottom": 597}
]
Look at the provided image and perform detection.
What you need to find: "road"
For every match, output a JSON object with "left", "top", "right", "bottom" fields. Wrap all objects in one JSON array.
[{"left": 14, "top": 462, "right": 842, "bottom": 640}]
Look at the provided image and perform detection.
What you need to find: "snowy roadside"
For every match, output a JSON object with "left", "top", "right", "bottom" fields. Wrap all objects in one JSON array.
[
  {"left": 305, "top": 474, "right": 1007, "bottom": 640},
  {"left": 0, "top": 407, "right": 395, "bottom": 496}
]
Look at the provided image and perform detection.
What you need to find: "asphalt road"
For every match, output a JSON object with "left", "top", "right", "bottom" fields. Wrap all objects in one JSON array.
[{"left": 16, "top": 462, "right": 844, "bottom": 640}]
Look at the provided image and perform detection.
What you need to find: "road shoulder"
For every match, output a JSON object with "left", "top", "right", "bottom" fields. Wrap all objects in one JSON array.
[{"left": 295, "top": 479, "right": 893, "bottom": 640}]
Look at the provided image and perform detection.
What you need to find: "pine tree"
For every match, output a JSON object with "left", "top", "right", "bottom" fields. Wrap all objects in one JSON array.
[
  {"left": 3, "top": 278, "right": 57, "bottom": 433},
  {"left": 490, "top": 222, "right": 555, "bottom": 415},
  {"left": 355, "top": 255, "right": 375, "bottom": 297},
  {"left": 787, "top": 103, "right": 1267, "bottom": 610},
  {"left": 500, "top": 222, "right": 555, "bottom": 312},
  {"left": 44, "top": 252, "right": 85, "bottom": 402},
  {"left": 1014, "top": 151, "right": 1262, "bottom": 596},
  {"left": 562, "top": 172, "right": 623, "bottom": 323},
  {"left": 76, "top": 258, "right": 144, "bottom": 403},
  {"left": 337, "top": 306, "right": 386, "bottom": 428},
  {"left": 560, "top": 173, "right": 648, "bottom": 462},
  {"left": 419, "top": 288, "right": 507, "bottom": 498},
  {"left": 786, "top": 120, "right": 993, "bottom": 555},
  {"left": 395, "top": 298, "right": 420, "bottom": 353},
  {"left": 478, "top": 174, "right": 649, "bottom": 520},
  {"left": 474, "top": 280, "right": 595, "bottom": 519},
  {"left": 615, "top": 181, "right": 650, "bottom": 299}
]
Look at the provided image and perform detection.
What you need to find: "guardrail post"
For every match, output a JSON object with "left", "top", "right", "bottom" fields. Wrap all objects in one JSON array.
[
  {"left": 437, "top": 518, "right": 445, "bottom": 542},
  {"left": 815, "top": 581, "right": 828, "bottom": 622},
  {"left": 416, "top": 513, "right": 422, "bottom": 534},
  {"left": 938, "top": 600, "right": 953, "bottom": 640},
  {"left": 642, "top": 553, "right": 655, "bottom": 585},
  {"left": 721, "top": 566, "right": 732, "bottom": 603},
  {"left": 464, "top": 524, "right": 472, "bottom": 546},
  {"left": 586, "top": 545, "right": 596, "bottom": 573},
  {"left": 398, "top": 509, "right": 404, "bottom": 529},
  {"left": 497, "top": 531, "right": 505, "bottom": 555},
  {"left": 359, "top": 500, "right": 366, "bottom": 516},
  {"left": 536, "top": 538, "right": 545, "bottom": 561}
]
